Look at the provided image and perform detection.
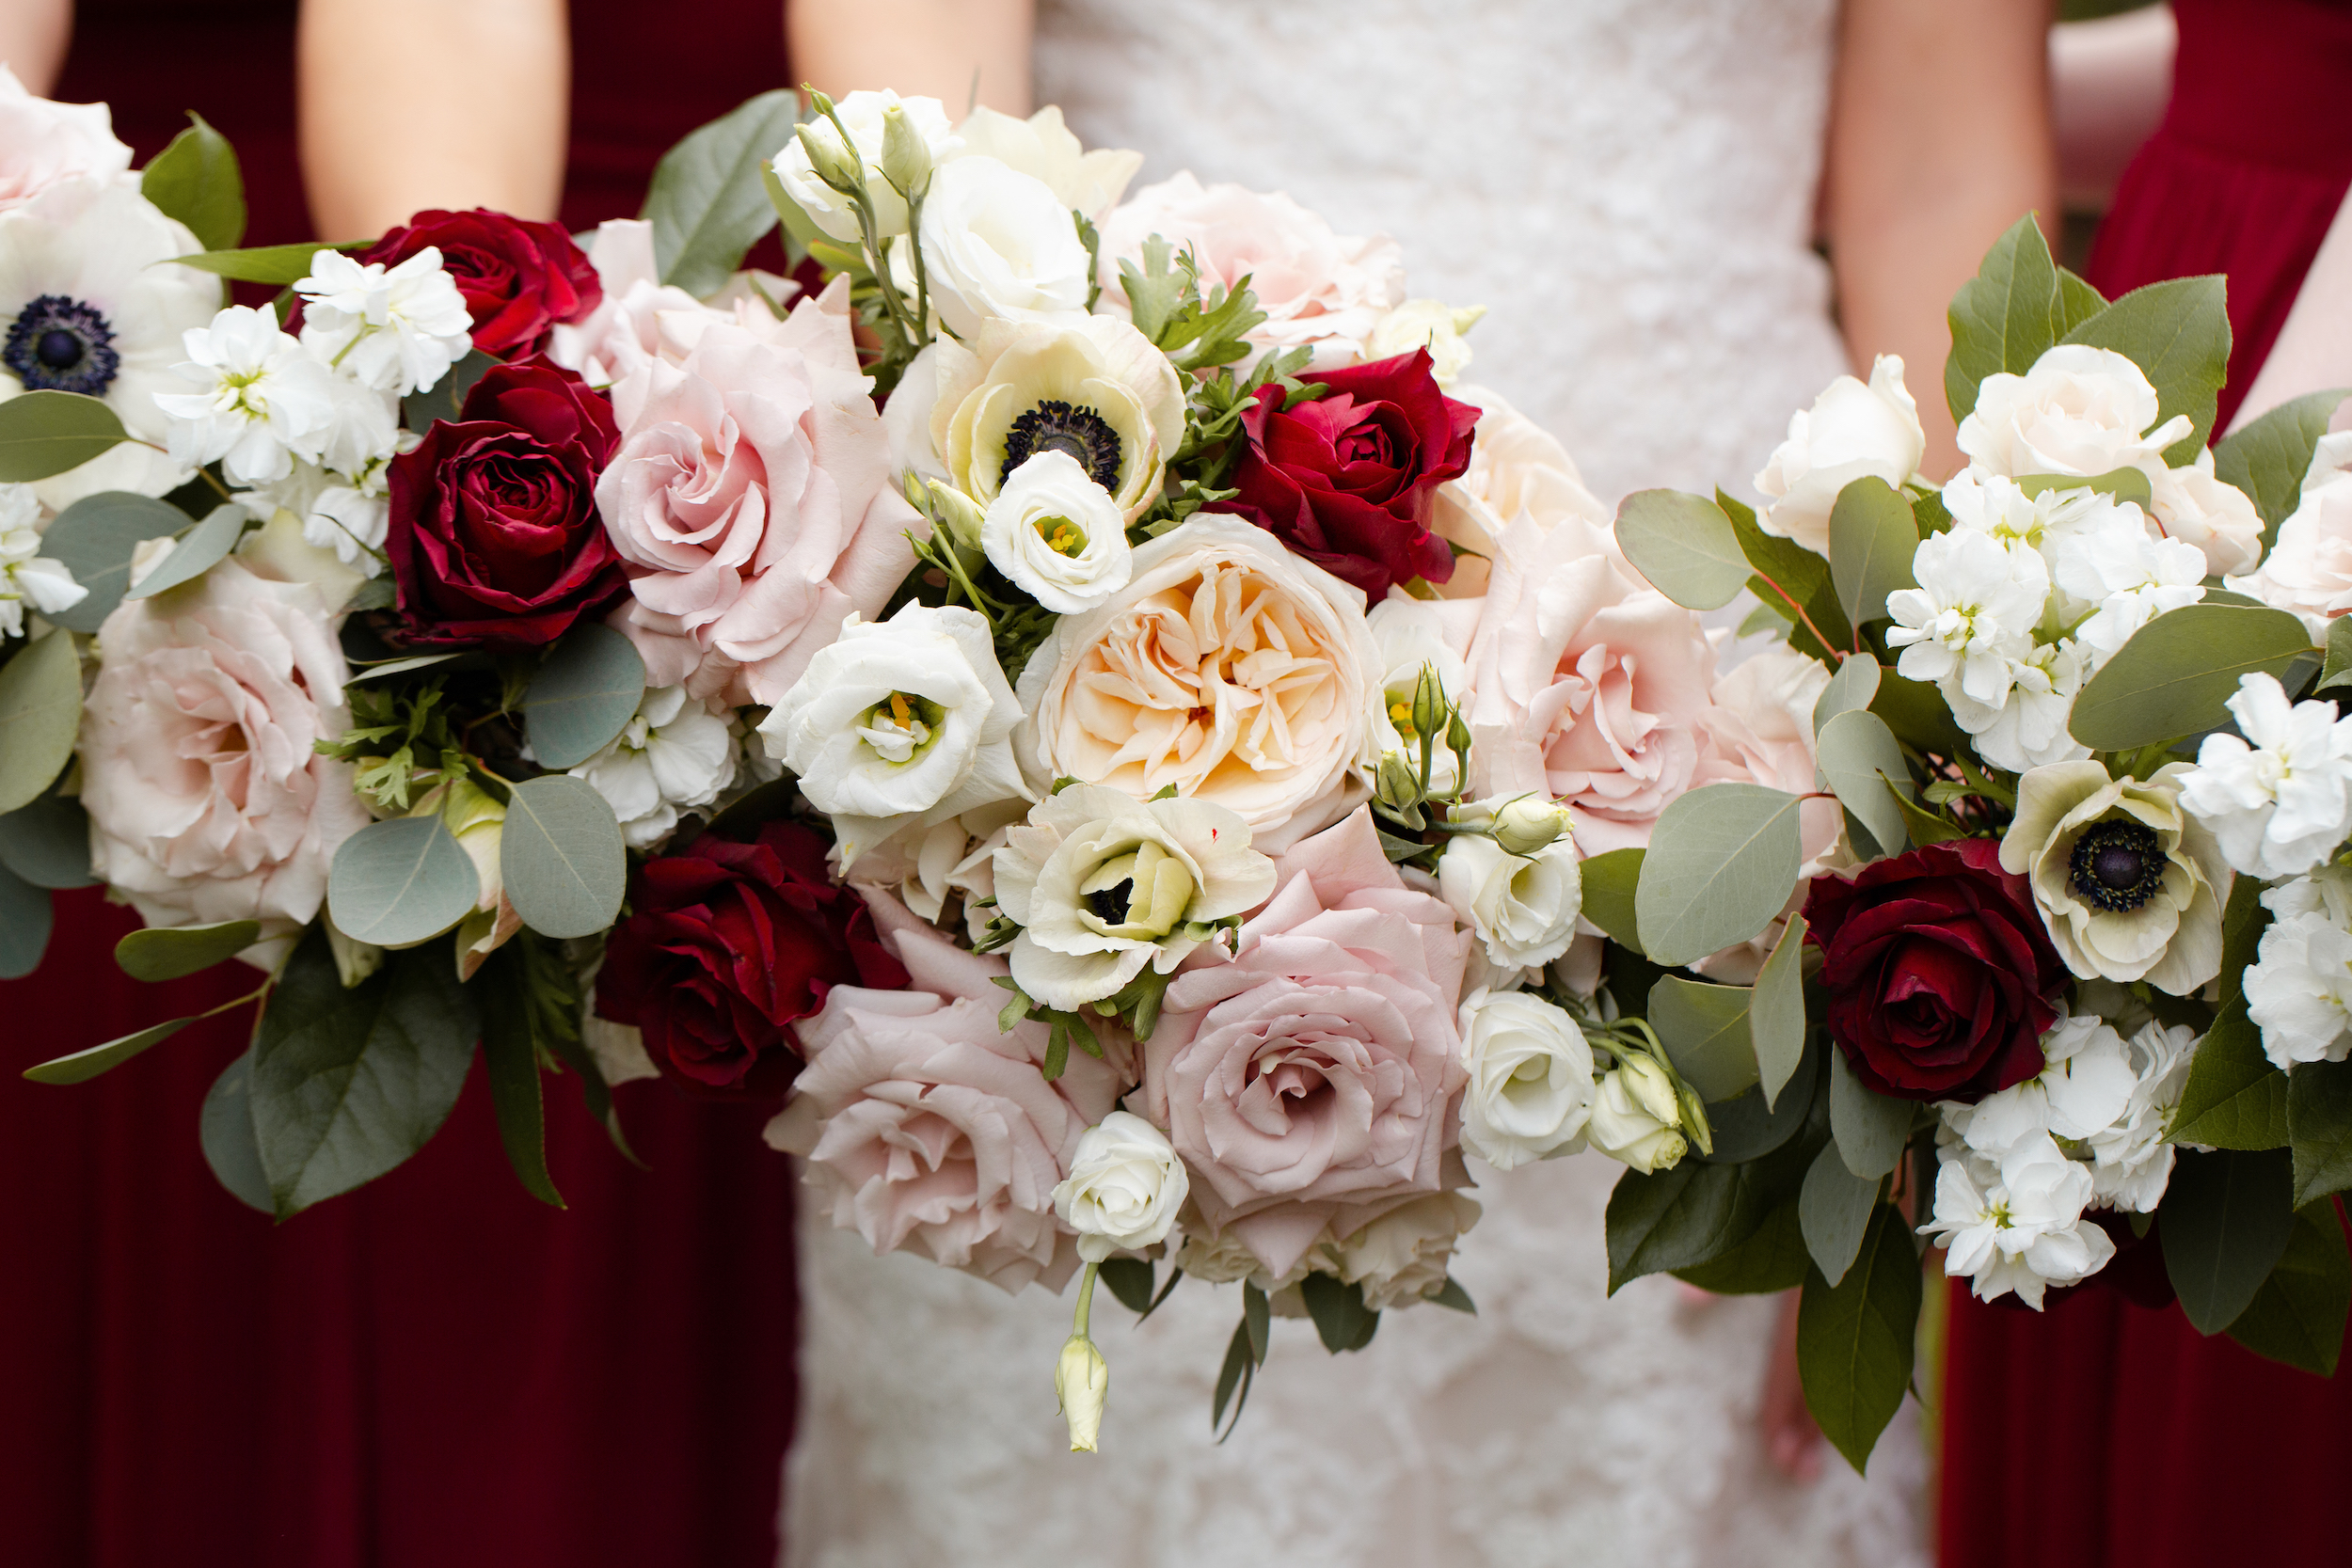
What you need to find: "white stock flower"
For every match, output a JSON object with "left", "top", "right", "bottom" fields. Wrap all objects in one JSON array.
[
  {"left": 1885, "top": 525, "right": 2047, "bottom": 710},
  {"left": 760, "top": 602, "right": 1027, "bottom": 867},
  {"left": 2053, "top": 520, "right": 2205, "bottom": 662},
  {"left": 1754, "top": 354, "right": 1927, "bottom": 554},
  {"left": 1364, "top": 299, "right": 1486, "bottom": 386},
  {"left": 0, "top": 483, "right": 84, "bottom": 635},
  {"left": 918, "top": 155, "right": 1092, "bottom": 339},
  {"left": 155, "top": 306, "right": 342, "bottom": 485},
  {"left": 1586, "top": 1056, "right": 1687, "bottom": 1174},
  {"left": 567, "top": 685, "right": 738, "bottom": 849},
  {"left": 1437, "top": 827, "right": 1582, "bottom": 973},
  {"left": 1052, "top": 1110, "right": 1190, "bottom": 1262},
  {"left": 2180, "top": 673, "right": 2352, "bottom": 879},
  {"left": 1455, "top": 987, "right": 1597, "bottom": 1169},
  {"left": 2247, "top": 866, "right": 2352, "bottom": 1069},
  {"left": 1948, "top": 637, "right": 2088, "bottom": 773},
  {"left": 294, "top": 247, "right": 472, "bottom": 396},
  {"left": 992, "top": 782, "right": 1276, "bottom": 1010},
  {"left": 774, "top": 90, "right": 958, "bottom": 243},
  {"left": 1923, "top": 1141, "right": 2114, "bottom": 1309},
  {"left": 2085, "top": 1020, "right": 2199, "bottom": 1212},
  {"left": 1957, "top": 344, "right": 2193, "bottom": 480},
  {"left": 950, "top": 105, "right": 1140, "bottom": 222},
  {"left": 980, "top": 450, "right": 1133, "bottom": 612}
]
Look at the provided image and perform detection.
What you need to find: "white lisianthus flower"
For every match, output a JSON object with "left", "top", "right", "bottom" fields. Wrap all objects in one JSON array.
[
  {"left": 1885, "top": 525, "right": 2047, "bottom": 710},
  {"left": 0, "top": 483, "right": 84, "bottom": 636},
  {"left": 918, "top": 155, "right": 1092, "bottom": 340},
  {"left": 1052, "top": 1110, "right": 1190, "bottom": 1263},
  {"left": 1364, "top": 299, "right": 1486, "bottom": 386},
  {"left": 2246, "top": 866, "right": 2352, "bottom": 1069},
  {"left": 981, "top": 450, "right": 1132, "bottom": 613},
  {"left": 773, "top": 89, "right": 957, "bottom": 243},
  {"left": 1456, "top": 988, "right": 1597, "bottom": 1170},
  {"left": 2084, "top": 1019, "right": 2200, "bottom": 1212},
  {"left": 992, "top": 782, "right": 1277, "bottom": 1010},
  {"left": 2180, "top": 673, "right": 2352, "bottom": 879},
  {"left": 2054, "top": 522, "right": 2206, "bottom": 663},
  {"left": 1585, "top": 1056, "right": 1688, "bottom": 1174},
  {"left": 1922, "top": 1140, "right": 2115, "bottom": 1309},
  {"left": 949, "top": 105, "right": 1140, "bottom": 222},
  {"left": 2229, "top": 432, "right": 2352, "bottom": 637},
  {"left": 294, "top": 247, "right": 473, "bottom": 396},
  {"left": 567, "top": 685, "right": 738, "bottom": 850},
  {"left": 1327, "top": 1184, "right": 1482, "bottom": 1310},
  {"left": 1957, "top": 343, "right": 2193, "bottom": 480},
  {"left": 2148, "top": 448, "right": 2264, "bottom": 578},
  {"left": 1753, "top": 354, "right": 1927, "bottom": 555},
  {"left": 155, "top": 305, "right": 342, "bottom": 486},
  {"left": 1437, "top": 826, "right": 1582, "bottom": 973},
  {"left": 1948, "top": 637, "right": 2089, "bottom": 773}
]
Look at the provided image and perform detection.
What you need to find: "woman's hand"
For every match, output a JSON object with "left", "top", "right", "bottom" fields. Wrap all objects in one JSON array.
[{"left": 787, "top": 0, "right": 1034, "bottom": 116}]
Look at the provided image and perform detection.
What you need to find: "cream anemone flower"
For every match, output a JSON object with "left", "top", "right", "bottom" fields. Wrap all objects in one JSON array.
[
  {"left": 1999, "top": 760, "right": 2231, "bottom": 995},
  {"left": 930, "top": 314, "right": 1184, "bottom": 523}
]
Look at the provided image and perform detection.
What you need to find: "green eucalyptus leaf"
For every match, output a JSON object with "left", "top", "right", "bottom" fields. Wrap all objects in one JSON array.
[
  {"left": 1826, "top": 476, "right": 1917, "bottom": 631},
  {"left": 0, "top": 859, "right": 54, "bottom": 979},
  {"left": 1614, "top": 489, "right": 1751, "bottom": 610},
  {"left": 2162, "top": 1147, "right": 2298, "bottom": 1336},
  {"left": 199, "top": 1048, "right": 274, "bottom": 1212},
  {"left": 0, "top": 629, "right": 82, "bottom": 815},
  {"left": 1750, "top": 913, "right": 1809, "bottom": 1111},
  {"left": 2059, "top": 274, "right": 2233, "bottom": 463},
  {"left": 115, "top": 919, "right": 262, "bottom": 981},
  {"left": 2287, "top": 1056, "right": 2352, "bottom": 1209},
  {"left": 1816, "top": 708, "right": 1913, "bottom": 861},
  {"left": 1799, "top": 1146, "right": 1882, "bottom": 1287},
  {"left": 2068, "top": 602, "right": 2315, "bottom": 752},
  {"left": 1796, "top": 1204, "right": 1922, "bottom": 1474},
  {"left": 0, "top": 390, "right": 128, "bottom": 482},
  {"left": 644, "top": 90, "right": 798, "bottom": 298},
  {"left": 2215, "top": 388, "right": 2350, "bottom": 550},
  {"left": 2225, "top": 1202, "right": 2351, "bottom": 1377},
  {"left": 1650, "top": 976, "right": 1757, "bottom": 1103},
  {"left": 167, "top": 240, "right": 356, "bottom": 284},
  {"left": 38, "top": 489, "right": 190, "bottom": 632},
  {"left": 501, "top": 774, "right": 627, "bottom": 939},
  {"left": 123, "top": 503, "right": 246, "bottom": 599},
  {"left": 139, "top": 112, "right": 246, "bottom": 252},
  {"left": 1634, "top": 784, "right": 1804, "bottom": 968},
  {"left": 1944, "top": 214, "right": 2061, "bottom": 425},
  {"left": 1577, "top": 847, "right": 1645, "bottom": 956},
  {"left": 22, "top": 1014, "right": 196, "bottom": 1085},
  {"left": 0, "top": 792, "right": 94, "bottom": 889},
  {"left": 1720, "top": 489, "right": 1852, "bottom": 667},
  {"left": 1829, "top": 1050, "right": 1914, "bottom": 1180},
  {"left": 521, "top": 623, "right": 646, "bottom": 770},
  {"left": 1812, "top": 657, "right": 1882, "bottom": 736},
  {"left": 326, "top": 816, "right": 481, "bottom": 948}
]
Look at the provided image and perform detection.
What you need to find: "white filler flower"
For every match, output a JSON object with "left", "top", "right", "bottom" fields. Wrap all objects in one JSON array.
[
  {"left": 1922, "top": 1139, "right": 2115, "bottom": 1309},
  {"left": 1052, "top": 1111, "right": 1190, "bottom": 1263},
  {"left": 569, "top": 685, "right": 738, "bottom": 849},
  {"left": 156, "top": 305, "right": 342, "bottom": 486},
  {"left": 2247, "top": 866, "right": 2352, "bottom": 1070},
  {"left": 2180, "top": 673, "right": 2352, "bottom": 880},
  {"left": 981, "top": 450, "right": 1132, "bottom": 613},
  {"left": 0, "top": 482, "right": 84, "bottom": 635},
  {"left": 294, "top": 247, "right": 473, "bottom": 396},
  {"left": 1456, "top": 988, "right": 1597, "bottom": 1170}
]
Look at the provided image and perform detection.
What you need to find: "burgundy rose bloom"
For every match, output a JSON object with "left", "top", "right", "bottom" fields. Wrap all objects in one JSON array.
[
  {"left": 1214, "top": 348, "right": 1477, "bottom": 598},
  {"left": 362, "top": 208, "right": 599, "bottom": 356},
  {"left": 385, "top": 355, "right": 627, "bottom": 648},
  {"left": 1804, "top": 837, "right": 2068, "bottom": 1102},
  {"left": 594, "top": 820, "right": 909, "bottom": 1100}
]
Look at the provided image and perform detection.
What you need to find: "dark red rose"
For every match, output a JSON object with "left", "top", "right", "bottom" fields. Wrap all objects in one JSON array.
[
  {"left": 1213, "top": 348, "right": 1477, "bottom": 598},
  {"left": 1804, "top": 837, "right": 2068, "bottom": 1102},
  {"left": 594, "top": 820, "right": 908, "bottom": 1100},
  {"left": 384, "top": 355, "right": 627, "bottom": 648},
  {"left": 362, "top": 208, "right": 599, "bottom": 356}
]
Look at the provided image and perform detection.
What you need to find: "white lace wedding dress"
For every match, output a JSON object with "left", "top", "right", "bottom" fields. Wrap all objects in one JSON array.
[{"left": 784, "top": 3, "right": 1930, "bottom": 1564}]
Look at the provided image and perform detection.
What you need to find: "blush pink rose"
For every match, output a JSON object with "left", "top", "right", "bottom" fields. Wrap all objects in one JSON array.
[
  {"left": 79, "top": 557, "right": 369, "bottom": 952},
  {"left": 0, "top": 67, "right": 133, "bottom": 211},
  {"left": 1096, "top": 172, "right": 1405, "bottom": 371},
  {"left": 1141, "top": 808, "right": 1470, "bottom": 1278},
  {"left": 1462, "top": 511, "right": 1722, "bottom": 853},
  {"left": 595, "top": 276, "right": 917, "bottom": 708},
  {"left": 548, "top": 218, "right": 803, "bottom": 388},
  {"left": 767, "top": 887, "right": 1136, "bottom": 1294}
]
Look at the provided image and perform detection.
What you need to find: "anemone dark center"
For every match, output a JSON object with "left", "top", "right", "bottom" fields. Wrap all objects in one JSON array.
[
  {"left": 1086, "top": 879, "right": 1134, "bottom": 925},
  {"left": 1001, "top": 400, "right": 1122, "bottom": 491},
  {"left": 4, "top": 294, "right": 119, "bottom": 397},
  {"left": 2068, "top": 819, "right": 2165, "bottom": 912}
]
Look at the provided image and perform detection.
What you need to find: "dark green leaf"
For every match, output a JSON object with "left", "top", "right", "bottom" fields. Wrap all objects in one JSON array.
[
  {"left": 1298, "top": 1272, "right": 1379, "bottom": 1353},
  {"left": 1721, "top": 489, "right": 1853, "bottom": 666},
  {"left": 115, "top": 919, "right": 262, "bottom": 981},
  {"left": 1869, "top": 668, "right": 1971, "bottom": 758},
  {"left": 1428, "top": 1276, "right": 1476, "bottom": 1313},
  {"left": 139, "top": 112, "right": 246, "bottom": 252},
  {"left": 1614, "top": 489, "right": 1750, "bottom": 610},
  {"left": 37, "top": 489, "right": 190, "bottom": 632},
  {"left": 1672, "top": 1197, "right": 1809, "bottom": 1294},
  {"left": 327, "top": 815, "right": 480, "bottom": 947},
  {"left": 249, "top": 928, "right": 480, "bottom": 1215},
  {"left": 521, "top": 623, "right": 646, "bottom": 769},
  {"left": 501, "top": 774, "right": 627, "bottom": 939},
  {"left": 2162, "top": 1147, "right": 2298, "bottom": 1335},
  {"left": 199, "top": 1049, "right": 273, "bottom": 1213},
  {"left": 2287, "top": 1056, "right": 2352, "bottom": 1208},
  {"left": 2216, "top": 388, "right": 2351, "bottom": 549},
  {"left": 0, "top": 629, "right": 82, "bottom": 815},
  {"left": 2068, "top": 602, "right": 2315, "bottom": 752},
  {"left": 2225, "top": 1202, "right": 2351, "bottom": 1377},
  {"left": 1944, "top": 214, "right": 2061, "bottom": 425},
  {"left": 479, "top": 956, "right": 563, "bottom": 1209},
  {"left": 1578, "top": 847, "right": 1645, "bottom": 956},
  {"left": 1797, "top": 1204, "right": 1922, "bottom": 1473},
  {"left": 1830, "top": 1050, "right": 1914, "bottom": 1180},
  {"left": 400, "top": 346, "right": 499, "bottom": 433},
  {"left": 2321, "top": 615, "right": 2352, "bottom": 697},
  {"left": 0, "top": 859, "right": 50, "bottom": 979},
  {"left": 644, "top": 90, "right": 797, "bottom": 297},
  {"left": 1800, "top": 1146, "right": 1882, "bottom": 1287},
  {"left": 1098, "top": 1258, "right": 1155, "bottom": 1314},
  {"left": 2060, "top": 274, "right": 2233, "bottom": 463},
  {"left": 1634, "top": 784, "right": 1804, "bottom": 967},
  {"left": 1607, "top": 1160, "right": 1777, "bottom": 1293},
  {"left": 1827, "top": 476, "right": 1918, "bottom": 631},
  {"left": 1211, "top": 1317, "right": 1253, "bottom": 1434},
  {"left": 0, "top": 792, "right": 93, "bottom": 889},
  {"left": 21, "top": 1014, "right": 196, "bottom": 1085},
  {"left": 2169, "top": 994, "right": 2289, "bottom": 1149},
  {"left": 167, "top": 241, "right": 356, "bottom": 285},
  {"left": 1243, "top": 1277, "right": 1271, "bottom": 1363},
  {"left": 1650, "top": 976, "right": 1757, "bottom": 1102},
  {"left": 1699, "top": 1037, "right": 1820, "bottom": 1164},
  {"left": 0, "top": 390, "right": 128, "bottom": 482}
]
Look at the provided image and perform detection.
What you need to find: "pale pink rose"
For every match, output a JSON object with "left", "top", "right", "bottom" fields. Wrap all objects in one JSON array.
[
  {"left": 595, "top": 276, "right": 918, "bottom": 708},
  {"left": 767, "top": 887, "right": 1134, "bottom": 1294},
  {"left": 1430, "top": 385, "right": 1607, "bottom": 599},
  {"left": 548, "top": 218, "right": 803, "bottom": 388},
  {"left": 1141, "top": 808, "right": 1470, "bottom": 1278},
  {"left": 1697, "top": 644, "right": 1840, "bottom": 872},
  {"left": 2229, "top": 432, "right": 2352, "bottom": 636},
  {"left": 0, "top": 67, "right": 133, "bottom": 211},
  {"left": 1463, "top": 511, "right": 1723, "bottom": 853},
  {"left": 1096, "top": 172, "right": 1405, "bottom": 371},
  {"left": 79, "top": 558, "right": 368, "bottom": 952}
]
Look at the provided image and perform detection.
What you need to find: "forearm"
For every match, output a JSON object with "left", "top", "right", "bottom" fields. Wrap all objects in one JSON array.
[
  {"left": 788, "top": 0, "right": 1033, "bottom": 116},
  {"left": 2232, "top": 185, "right": 2352, "bottom": 432},
  {"left": 1, "top": 0, "right": 72, "bottom": 96},
  {"left": 2050, "top": 4, "right": 2174, "bottom": 213},
  {"left": 297, "top": 0, "right": 568, "bottom": 240},
  {"left": 1827, "top": 0, "right": 2058, "bottom": 478}
]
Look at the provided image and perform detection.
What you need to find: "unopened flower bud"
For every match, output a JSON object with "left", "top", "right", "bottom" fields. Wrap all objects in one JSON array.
[
  {"left": 1494, "top": 795, "right": 1573, "bottom": 857},
  {"left": 925, "top": 479, "right": 987, "bottom": 552},
  {"left": 879, "top": 103, "right": 933, "bottom": 197},
  {"left": 1587, "top": 1057, "right": 1689, "bottom": 1174},
  {"left": 793, "top": 119, "right": 864, "bottom": 195},
  {"left": 1055, "top": 1334, "right": 1108, "bottom": 1452},
  {"left": 1410, "top": 663, "right": 1444, "bottom": 745},
  {"left": 1375, "top": 751, "right": 1422, "bottom": 811},
  {"left": 1446, "top": 709, "right": 1472, "bottom": 757}
]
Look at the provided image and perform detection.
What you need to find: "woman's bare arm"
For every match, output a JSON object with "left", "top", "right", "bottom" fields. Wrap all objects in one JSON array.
[
  {"left": 2051, "top": 4, "right": 2174, "bottom": 213},
  {"left": 787, "top": 0, "right": 1033, "bottom": 116},
  {"left": 1, "top": 0, "right": 73, "bottom": 95},
  {"left": 296, "top": 0, "right": 569, "bottom": 239},
  {"left": 1826, "top": 0, "right": 2060, "bottom": 477},
  {"left": 2233, "top": 187, "right": 2352, "bottom": 432}
]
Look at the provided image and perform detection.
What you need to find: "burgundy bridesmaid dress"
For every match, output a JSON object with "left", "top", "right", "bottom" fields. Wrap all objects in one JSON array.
[
  {"left": 3, "top": 6, "right": 802, "bottom": 1565},
  {"left": 1940, "top": 5, "right": 2352, "bottom": 1563}
]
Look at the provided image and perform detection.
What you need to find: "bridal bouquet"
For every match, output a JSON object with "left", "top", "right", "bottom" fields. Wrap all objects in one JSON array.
[{"left": 1601, "top": 214, "right": 2352, "bottom": 1468}]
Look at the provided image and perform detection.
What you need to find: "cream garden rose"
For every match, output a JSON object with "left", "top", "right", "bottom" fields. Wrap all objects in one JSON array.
[
  {"left": 917, "top": 155, "right": 1094, "bottom": 340},
  {"left": 1958, "top": 344, "right": 2192, "bottom": 481},
  {"left": 2231, "top": 432, "right": 2352, "bottom": 635},
  {"left": 1327, "top": 1171, "right": 1482, "bottom": 1310},
  {"left": 1754, "top": 354, "right": 1927, "bottom": 555}
]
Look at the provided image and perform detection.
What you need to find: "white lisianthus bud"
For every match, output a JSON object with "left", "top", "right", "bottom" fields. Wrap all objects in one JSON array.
[
  {"left": 793, "top": 119, "right": 865, "bottom": 194},
  {"left": 1055, "top": 1333, "right": 1108, "bottom": 1452},
  {"left": 1493, "top": 794, "right": 1573, "bottom": 857},
  {"left": 1053, "top": 1111, "right": 1190, "bottom": 1262},
  {"left": 980, "top": 451, "right": 1133, "bottom": 613},
  {"left": 1587, "top": 1057, "right": 1689, "bottom": 1174},
  {"left": 1457, "top": 988, "right": 1596, "bottom": 1169},
  {"left": 880, "top": 102, "right": 933, "bottom": 196},
  {"left": 924, "top": 477, "right": 988, "bottom": 551},
  {"left": 441, "top": 775, "right": 521, "bottom": 981}
]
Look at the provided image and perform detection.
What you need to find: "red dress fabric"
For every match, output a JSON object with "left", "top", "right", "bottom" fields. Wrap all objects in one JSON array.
[
  {"left": 9, "top": 8, "right": 800, "bottom": 1566},
  {"left": 1942, "top": 4, "right": 2352, "bottom": 1562}
]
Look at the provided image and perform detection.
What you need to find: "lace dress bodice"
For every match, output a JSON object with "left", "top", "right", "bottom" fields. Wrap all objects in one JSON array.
[{"left": 785, "top": 4, "right": 1926, "bottom": 1564}]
